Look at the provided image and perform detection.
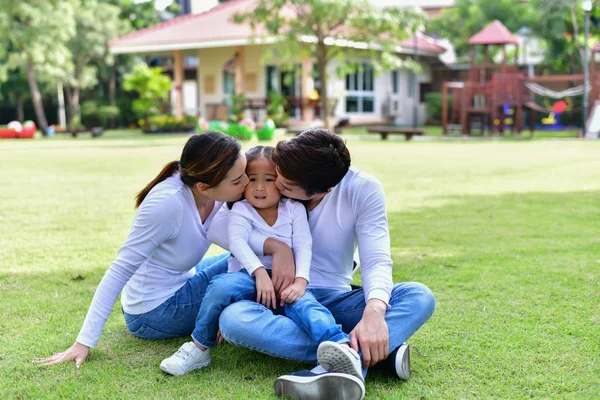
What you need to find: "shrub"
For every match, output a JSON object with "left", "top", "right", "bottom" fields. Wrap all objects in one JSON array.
[
  {"left": 227, "top": 123, "right": 253, "bottom": 141},
  {"left": 97, "top": 106, "right": 120, "bottom": 128},
  {"left": 256, "top": 118, "right": 276, "bottom": 141},
  {"left": 123, "top": 65, "right": 172, "bottom": 119},
  {"left": 144, "top": 114, "right": 196, "bottom": 133},
  {"left": 424, "top": 92, "right": 451, "bottom": 122},
  {"left": 267, "top": 91, "right": 288, "bottom": 126}
]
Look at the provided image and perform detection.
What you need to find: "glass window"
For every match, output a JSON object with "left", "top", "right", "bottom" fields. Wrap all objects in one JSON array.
[
  {"left": 363, "top": 97, "right": 374, "bottom": 113},
  {"left": 392, "top": 71, "right": 399, "bottom": 94},
  {"left": 346, "top": 96, "right": 359, "bottom": 113},
  {"left": 345, "top": 63, "right": 376, "bottom": 113}
]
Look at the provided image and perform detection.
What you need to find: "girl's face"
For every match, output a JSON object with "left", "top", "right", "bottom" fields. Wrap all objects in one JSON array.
[
  {"left": 244, "top": 156, "right": 281, "bottom": 210},
  {"left": 202, "top": 153, "right": 249, "bottom": 202}
]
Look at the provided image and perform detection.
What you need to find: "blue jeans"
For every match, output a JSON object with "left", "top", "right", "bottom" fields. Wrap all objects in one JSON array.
[
  {"left": 123, "top": 253, "right": 230, "bottom": 339},
  {"left": 219, "top": 282, "right": 435, "bottom": 368},
  {"left": 192, "top": 271, "right": 350, "bottom": 348}
]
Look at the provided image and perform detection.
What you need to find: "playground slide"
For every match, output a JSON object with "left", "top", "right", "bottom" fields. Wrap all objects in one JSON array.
[{"left": 586, "top": 100, "right": 600, "bottom": 139}]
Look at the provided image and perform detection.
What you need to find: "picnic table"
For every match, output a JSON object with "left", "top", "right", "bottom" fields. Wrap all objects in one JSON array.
[{"left": 367, "top": 126, "right": 425, "bottom": 141}]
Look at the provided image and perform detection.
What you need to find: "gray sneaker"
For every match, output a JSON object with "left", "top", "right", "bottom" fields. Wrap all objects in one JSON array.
[
  {"left": 160, "top": 342, "right": 210, "bottom": 376},
  {"left": 317, "top": 341, "right": 363, "bottom": 381},
  {"left": 390, "top": 343, "right": 410, "bottom": 380},
  {"left": 275, "top": 370, "right": 365, "bottom": 400}
]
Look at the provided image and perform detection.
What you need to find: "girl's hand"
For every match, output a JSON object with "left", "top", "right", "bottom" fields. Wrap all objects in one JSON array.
[
  {"left": 266, "top": 239, "right": 296, "bottom": 296},
  {"left": 279, "top": 278, "right": 307, "bottom": 305},
  {"left": 34, "top": 342, "right": 90, "bottom": 368},
  {"left": 253, "top": 268, "right": 276, "bottom": 309}
]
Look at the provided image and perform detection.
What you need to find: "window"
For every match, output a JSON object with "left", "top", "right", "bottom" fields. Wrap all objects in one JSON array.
[
  {"left": 223, "top": 70, "right": 235, "bottom": 105},
  {"left": 345, "top": 64, "right": 375, "bottom": 113},
  {"left": 392, "top": 70, "right": 399, "bottom": 94}
]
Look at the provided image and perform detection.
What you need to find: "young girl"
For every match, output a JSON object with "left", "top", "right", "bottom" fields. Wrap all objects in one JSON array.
[{"left": 160, "top": 146, "right": 363, "bottom": 381}]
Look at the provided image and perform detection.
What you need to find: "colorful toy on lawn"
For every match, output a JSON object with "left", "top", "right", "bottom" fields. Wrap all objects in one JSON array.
[
  {"left": 0, "top": 120, "right": 36, "bottom": 139},
  {"left": 257, "top": 118, "right": 276, "bottom": 141},
  {"left": 541, "top": 98, "right": 572, "bottom": 130},
  {"left": 196, "top": 117, "right": 209, "bottom": 133}
]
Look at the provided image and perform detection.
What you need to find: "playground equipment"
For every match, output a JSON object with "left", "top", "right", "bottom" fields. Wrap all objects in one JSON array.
[{"left": 441, "top": 20, "right": 600, "bottom": 138}]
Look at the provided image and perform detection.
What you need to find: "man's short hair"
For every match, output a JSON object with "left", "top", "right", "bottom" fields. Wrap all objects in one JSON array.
[{"left": 273, "top": 129, "right": 351, "bottom": 196}]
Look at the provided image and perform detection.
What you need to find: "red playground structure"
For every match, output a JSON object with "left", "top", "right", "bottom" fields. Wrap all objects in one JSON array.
[{"left": 441, "top": 20, "right": 600, "bottom": 136}]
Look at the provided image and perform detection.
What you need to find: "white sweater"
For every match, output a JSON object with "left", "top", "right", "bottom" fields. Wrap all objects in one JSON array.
[
  {"left": 227, "top": 199, "right": 312, "bottom": 281},
  {"left": 76, "top": 174, "right": 222, "bottom": 348},
  {"left": 208, "top": 168, "right": 394, "bottom": 305}
]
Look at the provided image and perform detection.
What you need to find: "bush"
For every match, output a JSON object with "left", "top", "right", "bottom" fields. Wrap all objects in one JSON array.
[
  {"left": 227, "top": 123, "right": 253, "bottom": 141},
  {"left": 80, "top": 100, "right": 100, "bottom": 127},
  {"left": 144, "top": 114, "right": 196, "bottom": 133},
  {"left": 256, "top": 119, "right": 276, "bottom": 141},
  {"left": 267, "top": 91, "right": 289, "bottom": 126},
  {"left": 228, "top": 93, "right": 247, "bottom": 124},
  {"left": 97, "top": 106, "right": 120, "bottom": 127},
  {"left": 424, "top": 92, "right": 451, "bottom": 122},
  {"left": 123, "top": 65, "right": 172, "bottom": 119}
]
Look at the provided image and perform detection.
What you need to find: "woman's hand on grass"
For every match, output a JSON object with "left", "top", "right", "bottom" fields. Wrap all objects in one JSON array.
[{"left": 34, "top": 342, "right": 90, "bottom": 368}]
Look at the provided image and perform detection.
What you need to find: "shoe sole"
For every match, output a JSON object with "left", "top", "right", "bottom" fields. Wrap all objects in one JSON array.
[
  {"left": 159, "top": 360, "right": 210, "bottom": 376},
  {"left": 317, "top": 342, "right": 363, "bottom": 381},
  {"left": 274, "top": 373, "right": 365, "bottom": 400},
  {"left": 395, "top": 344, "right": 410, "bottom": 380}
]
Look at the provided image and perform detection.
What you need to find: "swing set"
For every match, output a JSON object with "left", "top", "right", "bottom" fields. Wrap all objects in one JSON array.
[{"left": 441, "top": 20, "right": 599, "bottom": 136}]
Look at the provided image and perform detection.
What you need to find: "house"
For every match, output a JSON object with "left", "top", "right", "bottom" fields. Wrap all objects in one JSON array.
[{"left": 109, "top": 0, "right": 447, "bottom": 127}]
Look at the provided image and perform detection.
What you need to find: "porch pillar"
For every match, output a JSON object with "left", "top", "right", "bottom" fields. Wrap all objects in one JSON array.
[
  {"left": 301, "top": 55, "right": 315, "bottom": 122},
  {"left": 235, "top": 46, "right": 245, "bottom": 94},
  {"left": 174, "top": 50, "right": 184, "bottom": 118}
]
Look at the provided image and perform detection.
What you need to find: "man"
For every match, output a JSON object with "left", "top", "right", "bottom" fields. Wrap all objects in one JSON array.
[{"left": 213, "top": 129, "right": 435, "bottom": 399}]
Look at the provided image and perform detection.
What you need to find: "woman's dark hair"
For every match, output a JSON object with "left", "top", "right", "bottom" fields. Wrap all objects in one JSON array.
[
  {"left": 226, "top": 145, "right": 274, "bottom": 209},
  {"left": 135, "top": 132, "right": 241, "bottom": 208},
  {"left": 272, "top": 129, "right": 350, "bottom": 196}
]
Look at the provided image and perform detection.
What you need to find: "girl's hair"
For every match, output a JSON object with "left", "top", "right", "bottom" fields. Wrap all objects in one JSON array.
[
  {"left": 226, "top": 145, "right": 274, "bottom": 209},
  {"left": 135, "top": 132, "right": 241, "bottom": 208},
  {"left": 245, "top": 145, "right": 274, "bottom": 164}
]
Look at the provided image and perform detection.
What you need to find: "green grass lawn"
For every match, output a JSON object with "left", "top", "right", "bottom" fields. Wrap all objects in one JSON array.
[
  {"left": 343, "top": 126, "right": 580, "bottom": 139},
  {"left": 1, "top": 132, "right": 599, "bottom": 399}
]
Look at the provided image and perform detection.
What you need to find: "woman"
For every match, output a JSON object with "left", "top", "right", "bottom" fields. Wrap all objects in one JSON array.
[{"left": 37, "top": 132, "right": 250, "bottom": 367}]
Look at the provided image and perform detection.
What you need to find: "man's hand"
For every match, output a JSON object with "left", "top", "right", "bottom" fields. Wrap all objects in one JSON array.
[
  {"left": 279, "top": 278, "right": 307, "bottom": 305},
  {"left": 350, "top": 299, "right": 389, "bottom": 368},
  {"left": 253, "top": 267, "right": 276, "bottom": 309},
  {"left": 265, "top": 239, "right": 295, "bottom": 296}
]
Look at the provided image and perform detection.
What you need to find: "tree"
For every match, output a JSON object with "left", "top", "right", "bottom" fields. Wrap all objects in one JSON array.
[
  {"left": 122, "top": 64, "right": 172, "bottom": 119},
  {"left": 235, "top": 0, "right": 423, "bottom": 129},
  {"left": 103, "top": 0, "right": 161, "bottom": 30},
  {"left": 529, "top": 0, "right": 600, "bottom": 74},
  {"left": 63, "top": 0, "right": 123, "bottom": 128},
  {"left": 0, "top": 0, "right": 76, "bottom": 134},
  {"left": 428, "top": 0, "right": 538, "bottom": 61},
  {"left": 1, "top": 69, "right": 30, "bottom": 122}
]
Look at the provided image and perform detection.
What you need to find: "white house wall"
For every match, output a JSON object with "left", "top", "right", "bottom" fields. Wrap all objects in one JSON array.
[{"left": 180, "top": 45, "right": 434, "bottom": 125}]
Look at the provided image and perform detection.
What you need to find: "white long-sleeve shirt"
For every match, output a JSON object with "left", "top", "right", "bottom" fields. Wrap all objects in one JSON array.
[
  {"left": 208, "top": 168, "right": 394, "bottom": 305},
  {"left": 227, "top": 199, "right": 312, "bottom": 281},
  {"left": 76, "top": 174, "right": 222, "bottom": 348}
]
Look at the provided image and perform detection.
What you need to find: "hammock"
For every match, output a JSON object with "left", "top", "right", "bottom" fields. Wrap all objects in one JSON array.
[{"left": 524, "top": 82, "right": 590, "bottom": 99}]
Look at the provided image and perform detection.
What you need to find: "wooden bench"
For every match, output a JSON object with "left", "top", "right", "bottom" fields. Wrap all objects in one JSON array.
[{"left": 367, "top": 126, "right": 425, "bottom": 141}]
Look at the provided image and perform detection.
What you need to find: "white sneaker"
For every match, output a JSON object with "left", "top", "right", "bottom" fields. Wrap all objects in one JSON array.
[
  {"left": 160, "top": 342, "right": 210, "bottom": 376},
  {"left": 317, "top": 341, "right": 363, "bottom": 381},
  {"left": 391, "top": 343, "right": 411, "bottom": 380}
]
